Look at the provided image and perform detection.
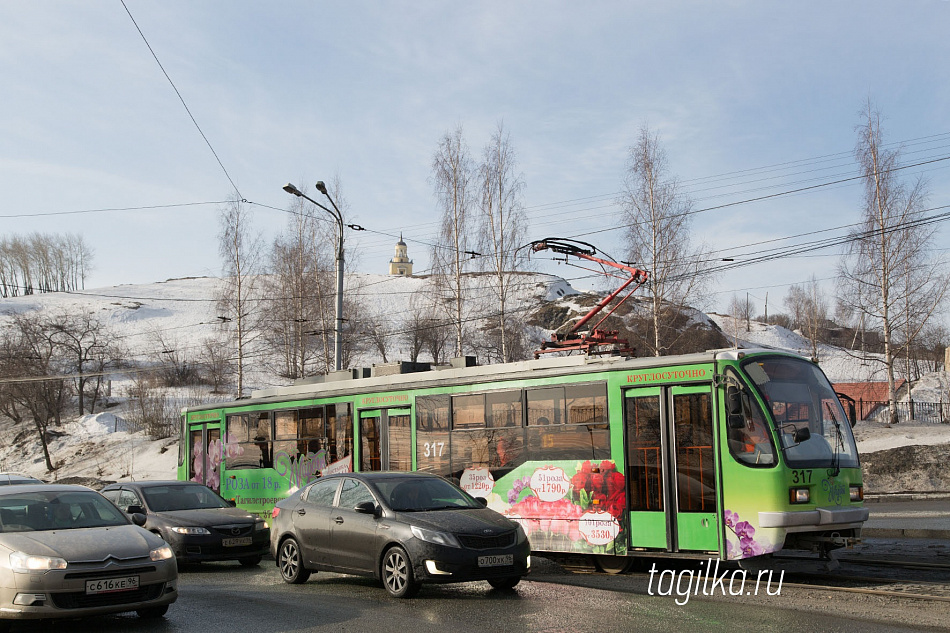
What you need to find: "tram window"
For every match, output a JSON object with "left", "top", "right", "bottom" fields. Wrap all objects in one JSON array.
[
  {"left": 624, "top": 394, "right": 663, "bottom": 511},
  {"left": 251, "top": 413, "right": 272, "bottom": 469},
  {"left": 298, "top": 408, "right": 325, "bottom": 456},
  {"left": 326, "top": 403, "right": 353, "bottom": 469},
  {"left": 724, "top": 376, "right": 776, "bottom": 467},
  {"left": 527, "top": 387, "right": 564, "bottom": 425},
  {"left": 673, "top": 392, "right": 716, "bottom": 513},
  {"left": 274, "top": 410, "right": 298, "bottom": 464},
  {"left": 388, "top": 413, "right": 413, "bottom": 472},
  {"left": 451, "top": 429, "right": 492, "bottom": 469},
  {"left": 526, "top": 424, "right": 609, "bottom": 462},
  {"left": 416, "top": 395, "right": 451, "bottom": 476},
  {"left": 224, "top": 414, "right": 260, "bottom": 470},
  {"left": 223, "top": 413, "right": 273, "bottom": 469},
  {"left": 178, "top": 416, "right": 185, "bottom": 468},
  {"left": 450, "top": 428, "right": 524, "bottom": 479},
  {"left": 416, "top": 395, "right": 449, "bottom": 431},
  {"left": 486, "top": 391, "right": 522, "bottom": 428},
  {"left": 226, "top": 414, "right": 249, "bottom": 442},
  {"left": 566, "top": 384, "right": 607, "bottom": 425},
  {"left": 452, "top": 394, "right": 486, "bottom": 429},
  {"left": 360, "top": 415, "right": 382, "bottom": 472}
]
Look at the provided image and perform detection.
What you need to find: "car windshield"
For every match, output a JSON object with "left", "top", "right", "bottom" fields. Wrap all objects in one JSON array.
[
  {"left": 0, "top": 490, "right": 129, "bottom": 532},
  {"left": 742, "top": 355, "right": 860, "bottom": 469},
  {"left": 375, "top": 477, "right": 482, "bottom": 512},
  {"left": 142, "top": 484, "right": 231, "bottom": 511}
]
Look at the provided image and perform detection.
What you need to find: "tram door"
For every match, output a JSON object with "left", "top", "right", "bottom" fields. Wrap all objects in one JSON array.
[
  {"left": 358, "top": 408, "right": 412, "bottom": 472},
  {"left": 624, "top": 386, "right": 719, "bottom": 553},
  {"left": 187, "top": 423, "right": 221, "bottom": 489}
]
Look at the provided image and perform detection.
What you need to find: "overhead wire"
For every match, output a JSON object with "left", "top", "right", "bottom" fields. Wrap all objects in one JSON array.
[{"left": 120, "top": 0, "right": 243, "bottom": 200}]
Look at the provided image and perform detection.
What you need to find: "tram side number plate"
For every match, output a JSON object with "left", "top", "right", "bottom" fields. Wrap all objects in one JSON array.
[
  {"left": 223, "top": 536, "right": 253, "bottom": 547},
  {"left": 86, "top": 576, "right": 139, "bottom": 594},
  {"left": 478, "top": 555, "right": 512, "bottom": 567}
]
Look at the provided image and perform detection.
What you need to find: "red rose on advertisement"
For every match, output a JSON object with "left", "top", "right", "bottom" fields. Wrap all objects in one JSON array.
[
  {"left": 591, "top": 471, "right": 605, "bottom": 490},
  {"left": 606, "top": 488, "right": 626, "bottom": 518},
  {"left": 606, "top": 470, "right": 624, "bottom": 496}
]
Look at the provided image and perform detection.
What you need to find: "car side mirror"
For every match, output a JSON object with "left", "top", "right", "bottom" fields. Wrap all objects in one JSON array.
[
  {"left": 130, "top": 512, "right": 147, "bottom": 527},
  {"left": 354, "top": 501, "right": 378, "bottom": 516},
  {"left": 474, "top": 497, "right": 488, "bottom": 507},
  {"left": 227, "top": 498, "right": 237, "bottom": 507},
  {"left": 127, "top": 504, "right": 144, "bottom": 515}
]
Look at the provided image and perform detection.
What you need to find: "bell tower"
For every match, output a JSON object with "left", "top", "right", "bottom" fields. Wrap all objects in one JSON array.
[{"left": 388, "top": 234, "right": 413, "bottom": 276}]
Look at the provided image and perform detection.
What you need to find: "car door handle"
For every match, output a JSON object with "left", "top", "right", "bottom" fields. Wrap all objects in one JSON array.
[
  {"left": 334, "top": 516, "right": 344, "bottom": 524},
  {"left": 296, "top": 508, "right": 306, "bottom": 516}
]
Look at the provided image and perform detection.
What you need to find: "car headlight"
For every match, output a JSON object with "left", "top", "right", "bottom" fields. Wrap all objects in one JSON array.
[
  {"left": 10, "top": 552, "right": 67, "bottom": 571},
  {"left": 255, "top": 521, "right": 268, "bottom": 531},
  {"left": 150, "top": 545, "right": 174, "bottom": 561},
  {"left": 170, "top": 526, "right": 211, "bottom": 535},
  {"left": 411, "top": 525, "right": 461, "bottom": 548}
]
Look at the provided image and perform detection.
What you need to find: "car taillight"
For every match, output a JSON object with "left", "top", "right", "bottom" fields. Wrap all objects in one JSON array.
[{"left": 271, "top": 507, "right": 281, "bottom": 519}]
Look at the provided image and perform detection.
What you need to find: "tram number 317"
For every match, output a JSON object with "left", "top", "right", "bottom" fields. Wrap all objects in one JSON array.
[
  {"left": 423, "top": 442, "right": 445, "bottom": 458},
  {"left": 791, "top": 469, "right": 812, "bottom": 484}
]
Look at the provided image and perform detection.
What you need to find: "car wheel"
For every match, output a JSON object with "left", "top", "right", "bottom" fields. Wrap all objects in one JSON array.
[
  {"left": 382, "top": 546, "right": 420, "bottom": 598},
  {"left": 239, "top": 555, "right": 263, "bottom": 567},
  {"left": 278, "top": 537, "right": 311, "bottom": 584},
  {"left": 136, "top": 604, "right": 169, "bottom": 619},
  {"left": 487, "top": 576, "right": 521, "bottom": 590}
]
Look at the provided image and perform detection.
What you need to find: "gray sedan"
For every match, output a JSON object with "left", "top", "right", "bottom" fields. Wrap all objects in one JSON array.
[
  {"left": 0, "top": 484, "right": 177, "bottom": 630},
  {"left": 270, "top": 472, "right": 530, "bottom": 598}
]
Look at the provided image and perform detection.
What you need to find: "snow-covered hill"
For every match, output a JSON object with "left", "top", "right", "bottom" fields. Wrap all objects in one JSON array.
[{"left": 0, "top": 275, "right": 947, "bottom": 489}]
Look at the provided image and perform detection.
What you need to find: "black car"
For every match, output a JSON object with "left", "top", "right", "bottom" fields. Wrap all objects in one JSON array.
[
  {"left": 0, "top": 473, "right": 44, "bottom": 486},
  {"left": 270, "top": 472, "right": 530, "bottom": 598},
  {"left": 101, "top": 481, "right": 269, "bottom": 565}
]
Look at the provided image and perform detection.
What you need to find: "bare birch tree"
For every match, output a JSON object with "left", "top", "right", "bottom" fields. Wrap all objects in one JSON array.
[
  {"left": 477, "top": 122, "right": 529, "bottom": 362},
  {"left": 217, "top": 195, "right": 263, "bottom": 397},
  {"left": 619, "top": 125, "right": 713, "bottom": 356},
  {"left": 264, "top": 189, "right": 334, "bottom": 379},
  {"left": 838, "top": 101, "right": 950, "bottom": 424},
  {"left": 785, "top": 276, "right": 828, "bottom": 360},
  {"left": 431, "top": 125, "right": 475, "bottom": 358}
]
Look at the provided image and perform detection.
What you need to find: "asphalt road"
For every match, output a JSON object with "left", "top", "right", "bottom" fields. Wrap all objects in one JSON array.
[{"left": 11, "top": 555, "right": 946, "bottom": 633}]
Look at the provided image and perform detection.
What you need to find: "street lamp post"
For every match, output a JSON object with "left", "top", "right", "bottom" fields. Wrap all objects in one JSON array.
[{"left": 282, "top": 182, "right": 345, "bottom": 372}]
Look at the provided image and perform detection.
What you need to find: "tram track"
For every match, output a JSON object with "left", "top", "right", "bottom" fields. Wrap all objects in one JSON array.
[
  {"left": 537, "top": 552, "right": 950, "bottom": 603},
  {"left": 780, "top": 571, "right": 950, "bottom": 603}
]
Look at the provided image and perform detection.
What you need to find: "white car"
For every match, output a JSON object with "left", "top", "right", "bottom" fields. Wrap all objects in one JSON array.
[{"left": 0, "top": 484, "right": 178, "bottom": 630}]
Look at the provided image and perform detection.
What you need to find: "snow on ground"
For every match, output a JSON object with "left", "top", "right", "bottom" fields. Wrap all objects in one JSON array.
[{"left": 0, "top": 413, "right": 178, "bottom": 483}]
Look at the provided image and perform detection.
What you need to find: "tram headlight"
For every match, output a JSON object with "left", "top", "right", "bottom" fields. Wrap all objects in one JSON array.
[
  {"left": 849, "top": 485, "right": 864, "bottom": 501},
  {"left": 789, "top": 487, "right": 810, "bottom": 504}
]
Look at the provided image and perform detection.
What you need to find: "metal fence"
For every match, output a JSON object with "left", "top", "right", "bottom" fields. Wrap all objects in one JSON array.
[{"left": 845, "top": 399, "right": 950, "bottom": 424}]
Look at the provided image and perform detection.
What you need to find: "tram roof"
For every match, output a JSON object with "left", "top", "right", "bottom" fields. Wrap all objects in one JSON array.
[{"left": 182, "top": 347, "right": 799, "bottom": 414}]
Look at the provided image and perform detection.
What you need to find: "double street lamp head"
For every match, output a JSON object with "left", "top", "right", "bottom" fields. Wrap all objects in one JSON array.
[
  {"left": 315, "top": 181, "right": 328, "bottom": 195},
  {"left": 282, "top": 183, "right": 303, "bottom": 197}
]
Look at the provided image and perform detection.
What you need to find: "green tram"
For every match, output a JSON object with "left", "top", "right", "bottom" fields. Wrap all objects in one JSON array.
[{"left": 179, "top": 348, "right": 868, "bottom": 568}]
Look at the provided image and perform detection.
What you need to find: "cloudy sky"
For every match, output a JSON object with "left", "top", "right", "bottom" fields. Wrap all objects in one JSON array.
[{"left": 2, "top": 1, "right": 948, "bottom": 315}]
